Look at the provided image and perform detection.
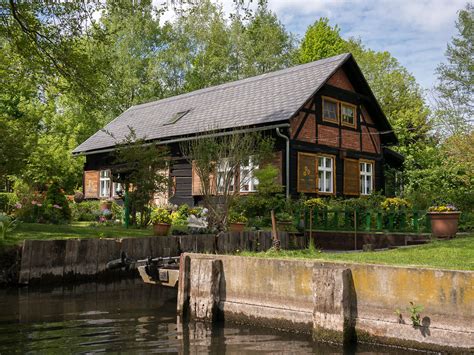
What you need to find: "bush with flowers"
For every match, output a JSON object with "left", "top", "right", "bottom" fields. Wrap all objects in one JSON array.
[
  {"left": 381, "top": 197, "right": 411, "bottom": 211},
  {"left": 150, "top": 207, "right": 172, "bottom": 225},
  {"left": 42, "top": 182, "right": 72, "bottom": 224},
  {"left": 428, "top": 204, "right": 458, "bottom": 213}
]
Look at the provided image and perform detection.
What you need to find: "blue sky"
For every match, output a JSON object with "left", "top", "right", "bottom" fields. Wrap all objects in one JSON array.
[
  {"left": 160, "top": 0, "right": 465, "bottom": 90},
  {"left": 262, "top": 0, "right": 465, "bottom": 90}
]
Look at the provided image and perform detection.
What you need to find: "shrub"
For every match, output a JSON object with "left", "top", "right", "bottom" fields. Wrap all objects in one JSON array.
[
  {"left": 275, "top": 211, "right": 293, "bottom": 223},
  {"left": 0, "top": 193, "right": 18, "bottom": 214},
  {"left": 381, "top": 197, "right": 411, "bottom": 211},
  {"left": 150, "top": 207, "right": 172, "bottom": 224},
  {"left": 0, "top": 214, "right": 19, "bottom": 240},
  {"left": 170, "top": 204, "right": 190, "bottom": 226},
  {"left": 42, "top": 182, "right": 72, "bottom": 224},
  {"left": 228, "top": 211, "right": 248, "bottom": 224},
  {"left": 304, "top": 198, "right": 326, "bottom": 209}
]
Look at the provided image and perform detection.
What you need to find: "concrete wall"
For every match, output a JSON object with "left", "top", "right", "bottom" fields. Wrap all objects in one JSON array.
[
  {"left": 178, "top": 254, "right": 474, "bottom": 351},
  {"left": 17, "top": 232, "right": 291, "bottom": 285}
]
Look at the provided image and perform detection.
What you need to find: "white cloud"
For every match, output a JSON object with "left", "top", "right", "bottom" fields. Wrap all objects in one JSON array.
[{"left": 155, "top": 0, "right": 464, "bottom": 89}]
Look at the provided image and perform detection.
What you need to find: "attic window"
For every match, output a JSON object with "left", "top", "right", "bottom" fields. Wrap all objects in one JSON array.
[{"left": 164, "top": 109, "right": 190, "bottom": 125}]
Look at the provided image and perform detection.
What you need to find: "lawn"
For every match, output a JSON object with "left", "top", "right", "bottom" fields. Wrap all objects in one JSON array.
[
  {"left": 2, "top": 222, "right": 153, "bottom": 247},
  {"left": 241, "top": 235, "right": 474, "bottom": 271}
]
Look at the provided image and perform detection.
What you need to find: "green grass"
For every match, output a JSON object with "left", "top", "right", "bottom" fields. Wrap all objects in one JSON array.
[
  {"left": 1, "top": 222, "right": 152, "bottom": 247},
  {"left": 240, "top": 235, "right": 474, "bottom": 271}
]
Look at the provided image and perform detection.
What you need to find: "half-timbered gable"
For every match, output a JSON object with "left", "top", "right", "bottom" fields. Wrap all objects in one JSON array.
[{"left": 74, "top": 53, "right": 402, "bottom": 204}]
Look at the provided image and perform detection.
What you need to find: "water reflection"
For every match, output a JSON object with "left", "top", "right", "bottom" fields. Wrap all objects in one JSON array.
[{"left": 0, "top": 280, "right": 425, "bottom": 354}]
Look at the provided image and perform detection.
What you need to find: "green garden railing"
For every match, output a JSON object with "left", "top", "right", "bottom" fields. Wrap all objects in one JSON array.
[{"left": 303, "top": 207, "right": 431, "bottom": 233}]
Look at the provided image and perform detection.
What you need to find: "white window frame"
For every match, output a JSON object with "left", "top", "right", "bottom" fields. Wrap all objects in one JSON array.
[
  {"left": 318, "top": 156, "right": 334, "bottom": 194},
  {"left": 240, "top": 156, "right": 259, "bottom": 193},
  {"left": 217, "top": 158, "right": 234, "bottom": 194},
  {"left": 360, "top": 161, "right": 373, "bottom": 195},
  {"left": 112, "top": 182, "right": 122, "bottom": 197},
  {"left": 99, "top": 170, "right": 111, "bottom": 198}
]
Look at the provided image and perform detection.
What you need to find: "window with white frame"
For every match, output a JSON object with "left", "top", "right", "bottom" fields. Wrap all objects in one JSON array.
[
  {"left": 112, "top": 182, "right": 122, "bottom": 197},
  {"left": 360, "top": 161, "right": 373, "bottom": 195},
  {"left": 318, "top": 156, "right": 334, "bottom": 193},
  {"left": 240, "top": 157, "right": 258, "bottom": 192},
  {"left": 99, "top": 170, "right": 111, "bottom": 198},
  {"left": 217, "top": 159, "right": 234, "bottom": 194}
]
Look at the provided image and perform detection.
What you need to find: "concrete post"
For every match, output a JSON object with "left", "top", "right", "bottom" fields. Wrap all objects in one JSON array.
[
  {"left": 313, "top": 266, "right": 356, "bottom": 345},
  {"left": 188, "top": 258, "right": 222, "bottom": 322}
]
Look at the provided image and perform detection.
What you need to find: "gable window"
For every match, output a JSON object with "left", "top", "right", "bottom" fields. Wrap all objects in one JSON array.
[
  {"left": 360, "top": 161, "right": 373, "bottom": 195},
  {"left": 99, "top": 170, "right": 111, "bottom": 198},
  {"left": 318, "top": 156, "right": 334, "bottom": 194},
  {"left": 217, "top": 159, "right": 234, "bottom": 194},
  {"left": 240, "top": 157, "right": 258, "bottom": 193},
  {"left": 322, "top": 97, "right": 338, "bottom": 122},
  {"left": 341, "top": 103, "right": 356, "bottom": 127}
]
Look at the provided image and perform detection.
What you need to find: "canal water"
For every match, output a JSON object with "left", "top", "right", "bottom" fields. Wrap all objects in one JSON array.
[{"left": 0, "top": 279, "right": 425, "bottom": 354}]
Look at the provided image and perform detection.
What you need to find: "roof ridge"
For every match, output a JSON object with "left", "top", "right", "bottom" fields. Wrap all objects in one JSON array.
[{"left": 129, "top": 53, "right": 350, "bottom": 111}]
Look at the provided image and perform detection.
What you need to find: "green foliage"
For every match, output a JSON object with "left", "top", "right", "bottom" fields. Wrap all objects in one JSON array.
[
  {"left": 150, "top": 207, "right": 172, "bottom": 225},
  {"left": 434, "top": 3, "right": 473, "bottom": 135},
  {"left": 70, "top": 201, "right": 101, "bottom": 222},
  {"left": 298, "top": 18, "right": 345, "bottom": 63},
  {"left": 170, "top": 204, "right": 190, "bottom": 226},
  {"left": 228, "top": 211, "right": 248, "bottom": 224},
  {"left": 180, "top": 130, "right": 274, "bottom": 231},
  {"left": 112, "top": 128, "right": 169, "bottom": 227},
  {"left": 0, "top": 214, "right": 19, "bottom": 240},
  {"left": 304, "top": 198, "right": 326, "bottom": 209},
  {"left": 0, "top": 193, "right": 18, "bottom": 213},
  {"left": 275, "top": 211, "right": 293, "bottom": 223},
  {"left": 42, "top": 182, "right": 72, "bottom": 224},
  {"left": 381, "top": 197, "right": 411, "bottom": 211},
  {"left": 407, "top": 302, "right": 424, "bottom": 327}
]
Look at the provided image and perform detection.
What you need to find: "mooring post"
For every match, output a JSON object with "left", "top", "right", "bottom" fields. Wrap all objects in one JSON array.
[
  {"left": 187, "top": 258, "right": 222, "bottom": 322},
  {"left": 312, "top": 266, "right": 356, "bottom": 345}
]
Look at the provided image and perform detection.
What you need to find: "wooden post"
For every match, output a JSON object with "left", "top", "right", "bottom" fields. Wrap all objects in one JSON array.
[
  {"left": 309, "top": 208, "right": 313, "bottom": 249},
  {"left": 271, "top": 210, "right": 280, "bottom": 251},
  {"left": 354, "top": 210, "right": 357, "bottom": 251}
]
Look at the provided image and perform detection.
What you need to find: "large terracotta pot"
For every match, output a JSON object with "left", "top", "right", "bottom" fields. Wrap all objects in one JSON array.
[
  {"left": 153, "top": 223, "right": 171, "bottom": 236},
  {"left": 229, "top": 222, "right": 245, "bottom": 232},
  {"left": 428, "top": 212, "right": 461, "bottom": 238}
]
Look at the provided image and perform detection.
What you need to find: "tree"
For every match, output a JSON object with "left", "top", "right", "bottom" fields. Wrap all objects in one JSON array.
[
  {"left": 238, "top": 3, "right": 296, "bottom": 77},
  {"left": 298, "top": 18, "right": 345, "bottom": 63},
  {"left": 112, "top": 128, "right": 169, "bottom": 227},
  {"left": 433, "top": 3, "right": 473, "bottom": 136},
  {"left": 180, "top": 130, "right": 273, "bottom": 232}
]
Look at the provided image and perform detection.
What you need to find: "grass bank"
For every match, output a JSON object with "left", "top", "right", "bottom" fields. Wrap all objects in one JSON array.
[
  {"left": 1, "top": 222, "right": 152, "bottom": 247},
  {"left": 240, "top": 235, "right": 474, "bottom": 271}
]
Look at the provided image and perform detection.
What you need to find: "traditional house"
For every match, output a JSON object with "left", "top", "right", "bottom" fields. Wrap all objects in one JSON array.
[{"left": 73, "top": 53, "right": 403, "bottom": 205}]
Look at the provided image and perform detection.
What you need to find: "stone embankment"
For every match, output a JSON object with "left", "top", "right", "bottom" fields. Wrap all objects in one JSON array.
[{"left": 178, "top": 253, "right": 474, "bottom": 352}]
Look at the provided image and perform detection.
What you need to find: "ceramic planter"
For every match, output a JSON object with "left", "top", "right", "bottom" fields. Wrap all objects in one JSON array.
[
  {"left": 153, "top": 222, "right": 171, "bottom": 236},
  {"left": 428, "top": 212, "right": 461, "bottom": 238},
  {"left": 229, "top": 222, "right": 245, "bottom": 232}
]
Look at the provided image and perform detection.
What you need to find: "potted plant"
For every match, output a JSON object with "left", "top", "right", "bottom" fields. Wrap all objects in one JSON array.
[
  {"left": 150, "top": 207, "right": 172, "bottom": 236},
  {"left": 275, "top": 211, "right": 294, "bottom": 231},
  {"left": 428, "top": 204, "right": 461, "bottom": 239},
  {"left": 228, "top": 211, "right": 248, "bottom": 232}
]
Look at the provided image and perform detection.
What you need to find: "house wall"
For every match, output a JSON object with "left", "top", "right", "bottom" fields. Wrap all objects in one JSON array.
[{"left": 289, "top": 67, "right": 385, "bottom": 197}]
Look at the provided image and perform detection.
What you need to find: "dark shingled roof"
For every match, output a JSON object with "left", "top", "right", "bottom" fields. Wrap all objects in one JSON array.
[{"left": 74, "top": 53, "right": 384, "bottom": 155}]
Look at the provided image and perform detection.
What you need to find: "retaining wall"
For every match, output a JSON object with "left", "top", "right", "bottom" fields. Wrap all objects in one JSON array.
[
  {"left": 178, "top": 254, "right": 474, "bottom": 351},
  {"left": 17, "top": 231, "right": 292, "bottom": 285}
]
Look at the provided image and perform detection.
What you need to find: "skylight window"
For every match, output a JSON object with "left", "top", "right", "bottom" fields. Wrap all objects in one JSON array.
[{"left": 164, "top": 109, "right": 191, "bottom": 125}]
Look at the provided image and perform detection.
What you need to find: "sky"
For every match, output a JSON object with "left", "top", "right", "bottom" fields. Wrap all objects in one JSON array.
[{"left": 162, "top": 0, "right": 466, "bottom": 90}]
